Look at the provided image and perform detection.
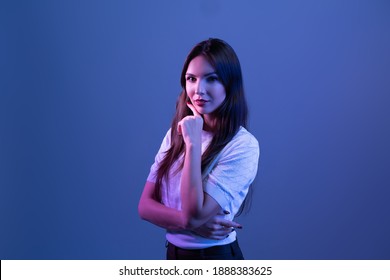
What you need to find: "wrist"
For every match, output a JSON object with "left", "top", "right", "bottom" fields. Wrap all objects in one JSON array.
[{"left": 185, "top": 142, "right": 201, "bottom": 153}]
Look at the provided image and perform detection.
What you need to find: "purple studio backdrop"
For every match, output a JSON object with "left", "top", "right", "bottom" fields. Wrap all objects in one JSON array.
[{"left": 1, "top": 0, "right": 389, "bottom": 259}]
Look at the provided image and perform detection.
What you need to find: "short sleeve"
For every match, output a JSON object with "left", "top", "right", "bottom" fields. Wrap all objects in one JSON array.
[
  {"left": 146, "top": 129, "right": 172, "bottom": 183},
  {"left": 203, "top": 129, "right": 260, "bottom": 214}
]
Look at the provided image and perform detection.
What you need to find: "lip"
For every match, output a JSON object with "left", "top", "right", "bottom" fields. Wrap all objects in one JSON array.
[{"left": 194, "top": 99, "right": 209, "bottom": 106}]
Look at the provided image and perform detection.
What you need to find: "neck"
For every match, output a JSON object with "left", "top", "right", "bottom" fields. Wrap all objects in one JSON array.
[{"left": 202, "top": 114, "right": 216, "bottom": 132}]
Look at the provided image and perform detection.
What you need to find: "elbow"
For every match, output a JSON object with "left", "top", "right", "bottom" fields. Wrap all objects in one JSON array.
[
  {"left": 184, "top": 220, "right": 198, "bottom": 230},
  {"left": 182, "top": 218, "right": 194, "bottom": 230},
  {"left": 181, "top": 213, "right": 202, "bottom": 230},
  {"left": 138, "top": 200, "right": 148, "bottom": 221}
]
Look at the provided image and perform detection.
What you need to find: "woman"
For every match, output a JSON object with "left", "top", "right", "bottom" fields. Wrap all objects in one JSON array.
[{"left": 138, "top": 38, "right": 259, "bottom": 260}]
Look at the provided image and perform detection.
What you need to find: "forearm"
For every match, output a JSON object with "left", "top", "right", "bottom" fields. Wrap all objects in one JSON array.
[
  {"left": 138, "top": 181, "right": 187, "bottom": 231},
  {"left": 138, "top": 197, "right": 186, "bottom": 231},
  {"left": 180, "top": 143, "right": 204, "bottom": 224}
]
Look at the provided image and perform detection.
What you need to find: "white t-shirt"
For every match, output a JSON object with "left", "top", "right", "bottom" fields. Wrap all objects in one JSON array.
[{"left": 147, "top": 126, "right": 260, "bottom": 249}]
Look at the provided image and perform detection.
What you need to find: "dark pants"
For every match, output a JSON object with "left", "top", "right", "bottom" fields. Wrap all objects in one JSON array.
[{"left": 166, "top": 239, "right": 244, "bottom": 260}]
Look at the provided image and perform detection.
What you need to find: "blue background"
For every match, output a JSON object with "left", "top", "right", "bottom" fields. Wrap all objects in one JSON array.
[{"left": 1, "top": 0, "right": 389, "bottom": 259}]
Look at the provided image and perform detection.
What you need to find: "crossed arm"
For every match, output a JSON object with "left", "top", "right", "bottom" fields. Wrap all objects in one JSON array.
[
  {"left": 138, "top": 103, "right": 241, "bottom": 239},
  {"left": 138, "top": 180, "right": 239, "bottom": 238}
]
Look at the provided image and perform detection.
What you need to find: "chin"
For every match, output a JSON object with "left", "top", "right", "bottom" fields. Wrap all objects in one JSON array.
[{"left": 195, "top": 108, "right": 209, "bottom": 115}]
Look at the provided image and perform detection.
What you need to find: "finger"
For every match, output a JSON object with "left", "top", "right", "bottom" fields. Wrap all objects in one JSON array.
[
  {"left": 193, "top": 227, "right": 232, "bottom": 240},
  {"left": 208, "top": 235, "right": 226, "bottom": 240},
  {"left": 219, "top": 220, "right": 243, "bottom": 229},
  {"left": 193, "top": 229, "right": 224, "bottom": 240},
  {"left": 212, "top": 229, "right": 233, "bottom": 239},
  {"left": 211, "top": 235, "right": 227, "bottom": 240},
  {"left": 207, "top": 232, "right": 227, "bottom": 240},
  {"left": 187, "top": 102, "right": 201, "bottom": 117}
]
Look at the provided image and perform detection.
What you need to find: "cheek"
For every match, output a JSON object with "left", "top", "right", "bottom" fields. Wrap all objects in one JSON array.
[
  {"left": 186, "top": 84, "right": 195, "bottom": 96},
  {"left": 216, "top": 87, "right": 227, "bottom": 102}
]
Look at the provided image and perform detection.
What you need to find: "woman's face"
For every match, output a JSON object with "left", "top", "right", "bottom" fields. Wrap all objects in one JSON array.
[{"left": 185, "top": 55, "right": 226, "bottom": 119}]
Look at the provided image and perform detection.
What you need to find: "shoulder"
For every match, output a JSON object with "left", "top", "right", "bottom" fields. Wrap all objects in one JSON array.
[
  {"left": 155, "top": 128, "right": 172, "bottom": 153},
  {"left": 162, "top": 128, "right": 172, "bottom": 144},
  {"left": 164, "top": 128, "right": 172, "bottom": 141},
  {"left": 217, "top": 127, "right": 259, "bottom": 161},
  {"left": 227, "top": 127, "right": 259, "bottom": 151},
  {"left": 233, "top": 127, "right": 258, "bottom": 145}
]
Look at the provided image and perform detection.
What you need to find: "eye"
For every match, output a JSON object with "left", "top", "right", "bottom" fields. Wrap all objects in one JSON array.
[
  {"left": 186, "top": 76, "right": 196, "bottom": 82},
  {"left": 207, "top": 76, "right": 219, "bottom": 82}
]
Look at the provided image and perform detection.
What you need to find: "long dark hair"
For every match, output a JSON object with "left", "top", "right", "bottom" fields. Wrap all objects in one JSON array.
[{"left": 154, "top": 38, "right": 249, "bottom": 204}]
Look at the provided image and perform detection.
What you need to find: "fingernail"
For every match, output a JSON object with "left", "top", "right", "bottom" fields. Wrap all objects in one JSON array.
[
  {"left": 237, "top": 225, "right": 243, "bottom": 229},
  {"left": 223, "top": 210, "right": 230, "bottom": 215}
]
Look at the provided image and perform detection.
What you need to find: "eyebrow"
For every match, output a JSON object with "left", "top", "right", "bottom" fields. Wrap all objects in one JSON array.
[{"left": 185, "top": 72, "right": 218, "bottom": 77}]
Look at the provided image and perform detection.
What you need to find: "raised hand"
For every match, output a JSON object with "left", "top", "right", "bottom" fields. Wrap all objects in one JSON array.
[{"left": 177, "top": 102, "right": 204, "bottom": 147}]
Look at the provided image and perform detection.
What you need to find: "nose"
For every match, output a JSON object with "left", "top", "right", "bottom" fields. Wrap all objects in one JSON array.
[{"left": 195, "top": 79, "right": 206, "bottom": 96}]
